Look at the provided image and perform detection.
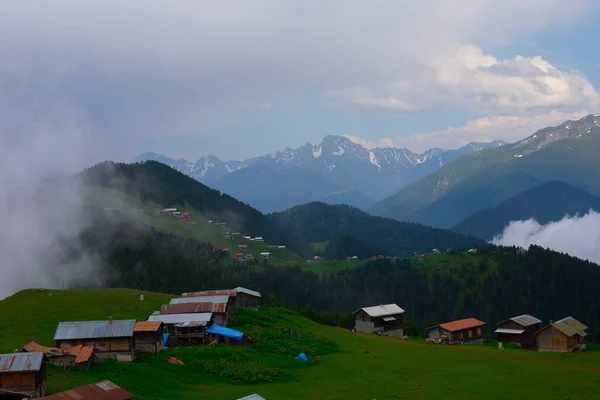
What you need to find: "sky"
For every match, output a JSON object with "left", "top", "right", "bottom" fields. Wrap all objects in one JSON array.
[{"left": 1, "top": 0, "right": 600, "bottom": 166}]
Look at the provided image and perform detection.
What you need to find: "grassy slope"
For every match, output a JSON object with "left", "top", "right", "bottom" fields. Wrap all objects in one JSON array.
[{"left": 1, "top": 289, "right": 598, "bottom": 400}]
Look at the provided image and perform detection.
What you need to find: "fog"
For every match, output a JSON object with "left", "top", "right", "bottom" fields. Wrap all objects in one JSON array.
[
  {"left": 491, "top": 210, "right": 600, "bottom": 264},
  {"left": 0, "top": 100, "right": 113, "bottom": 300}
]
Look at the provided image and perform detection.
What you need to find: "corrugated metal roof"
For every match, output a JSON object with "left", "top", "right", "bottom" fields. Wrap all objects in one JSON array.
[
  {"left": 148, "top": 312, "right": 213, "bottom": 325},
  {"left": 213, "top": 302, "right": 227, "bottom": 313},
  {"left": 544, "top": 317, "right": 588, "bottom": 337},
  {"left": 353, "top": 304, "right": 405, "bottom": 317},
  {"left": 237, "top": 395, "right": 266, "bottom": 400},
  {"left": 234, "top": 287, "right": 261, "bottom": 298},
  {"left": 23, "top": 342, "right": 94, "bottom": 364},
  {"left": 40, "top": 380, "right": 134, "bottom": 400},
  {"left": 439, "top": 318, "right": 485, "bottom": 332},
  {"left": 134, "top": 321, "right": 163, "bottom": 332},
  {"left": 54, "top": 320, "right": 136, "bottom": 340},
  {"left": 68, "top": 346, "right": 95, "bottom": 364},
  {"left": 507, "top": 314, "right": 542, "bottom": 327},
  {"left": 0, "top": 352, "right": 45, "bottom": 372},
  {"left": 382, "top": 316, "right": 396, "bottom": 322},
  {"left": 181, "top": 290, "right": 237, "bottom": 297},
  {"left": 555, "top": 316, "right": 588, "bottom": 332},
  {"left": 170, "top": 295, "right": 230, "bottom": 305},
  {"left": 495, "top": 328, "right": 525, "bottom": 334},
  {"left": 160, "top": 303, "right": 212, "bottom": 314}
]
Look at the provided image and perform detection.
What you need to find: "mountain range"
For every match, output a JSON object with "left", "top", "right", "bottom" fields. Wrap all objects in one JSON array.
[
  {"left": 136, "top": 136, "right": 504, "bottom": 212},
  {"left": 371, "top": 113, "right": 600, "bottom": 229}
]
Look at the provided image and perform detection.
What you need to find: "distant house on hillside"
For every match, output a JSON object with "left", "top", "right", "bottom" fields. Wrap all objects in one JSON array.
[
  {"left": 53, "top": 320, "right": 136, "bottom": 361},
  {"left": 0, "top": 352, "right": 47, "bottom": 398},
  {"left": 40, "top": 380, "right": 134, "bottom": 400},
  {"left": 237, "top": 394, "right": 266, "bottom": 400},
  {"left": 260, "top": 252, "right": 272, "bottom": 260},
  {"left": 147, "top": 313, "right": 213, "bottom": 345},
  {"left": 179, "top": 287, "right": 261, "bottom": 312},
  {"left": 353, "top": 304, "right": 405, "bottom": 337},
  {"left": 535, "top": 316, "right": 588, "bottom": 352},
  {"left": 238, "top": 244, "right": 248, "bottom": 250},
  {"left": 432, "top": 248, "right": 440, "bottom": 253},
  {"left": 426, "top": 318, "right": 486, "bottom": 345},
  {"left": 180, "top": 211, "right": 192, "bottom": 222},
  {"left": 162, "top": 299, "right": 230, "bottom": 325},
  {"left": 495, "top": 314, "right": 542, "bottom": 349},
  {"left": 134, "top": 321, "right": 166, "bottom": 354}
]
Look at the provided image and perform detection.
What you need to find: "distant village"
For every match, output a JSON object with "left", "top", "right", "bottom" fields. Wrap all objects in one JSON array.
[{"left": 1, "top": 286, "right": 265, "bottom": 400}]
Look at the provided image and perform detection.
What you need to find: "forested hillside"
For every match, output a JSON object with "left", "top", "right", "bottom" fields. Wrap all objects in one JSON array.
[
  {"left": 64, "top": 205, "right": 600, "bottom": 340},
  {"left": 80, "top": 161, "right": 312, "bottom": 256},
  {"left": 271, "top": 202, "right": 482, "bottom": 257}
]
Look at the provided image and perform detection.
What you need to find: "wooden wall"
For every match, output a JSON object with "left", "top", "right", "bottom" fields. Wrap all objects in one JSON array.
[
  {"left": 0, "top": 370, "right": 44, "bottom": 397},
  {"left": 57, "top": 337, "right": 133, "bottom": 353}
]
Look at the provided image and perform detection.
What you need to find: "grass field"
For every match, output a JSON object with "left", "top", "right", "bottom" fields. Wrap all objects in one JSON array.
[{"left": 0, "top": 288, "right": 598, "bottom": 400}]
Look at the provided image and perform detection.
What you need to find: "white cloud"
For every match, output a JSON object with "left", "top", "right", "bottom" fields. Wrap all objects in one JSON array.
[
  {"left": 345, "top": 110, "right": 591, "bottom": 152},
  {"left": 0, "top": 0, "right": 598, "bottom": 159},
  {"left": 491, "top": 211, "right": 600, "bottom": 264}
]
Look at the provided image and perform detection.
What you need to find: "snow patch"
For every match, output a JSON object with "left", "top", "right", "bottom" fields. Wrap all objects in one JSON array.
[
  {"left": 312, "top": 144, "right": 322, "bottom": 159},
  {"left": 368, "top": 151, "right": 381, "bottom": 171},
  {"left": 333, "top": 146, "right": 345, "bottom": 156},
  {"left": 514, "top": 154, "right": 523, "bottom": 158}
]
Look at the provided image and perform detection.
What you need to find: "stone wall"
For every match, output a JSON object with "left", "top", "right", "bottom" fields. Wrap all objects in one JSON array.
[
  {"left": 96, "top": 351, "right": 133, "bottom": 360},
  {"left": 355, "top": 319, "right": 375, "bottom": 333},
  {"left": 135, "top": 342, "right": 161, "bottom": 354}
]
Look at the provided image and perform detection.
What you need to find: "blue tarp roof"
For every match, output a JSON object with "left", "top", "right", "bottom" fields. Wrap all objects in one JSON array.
[{"left": 206, "top": 323, "right": 244, "bottom": 340}]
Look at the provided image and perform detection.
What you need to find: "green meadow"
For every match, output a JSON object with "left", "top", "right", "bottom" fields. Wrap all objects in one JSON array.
[{"left": 0, "top": 288, "right": 598, "bottom": 400}]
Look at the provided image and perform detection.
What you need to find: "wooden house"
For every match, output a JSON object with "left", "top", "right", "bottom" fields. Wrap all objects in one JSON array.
[
  {"left": 0, "top": 352, "right": 47, "bottom": 398},
  {"left": 53, "top": 320, "right": 136, "bottom": 360},
  {"left": 535, "top": 316, "right": 588, "bottom": 352},
  {"left": 40, "top": 380, "right": 134, "bottom": 400},
  {"left": 133, "top": 322, "right": 165, "bottom": 354},
  {"left": 353, "top": 304, "right": 405, "bottom": 337},
  {"left": 495, "top": 314, "right": 542, "bottom": 349},
  {"left": 23, "top": 341, "right": 98, "bottom": 371},
  {"left": 169, "top": 295, "right": 232, "bottom": 324},
  {"left": 426, "top": 318, "right": 486, "bottom": 344},
  {"left": 179, "top": 287, "right": 261, "bottom": 312},
  {"left": 147, "top": 312, "right": 213, "bottom": 345}
]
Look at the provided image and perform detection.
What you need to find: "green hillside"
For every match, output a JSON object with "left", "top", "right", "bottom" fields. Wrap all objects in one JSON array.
[
  {"left": 371, "top": 115, "right": 600, "bottom": 227},
  {"left": 453, "top": 181, "right": 600, "bottom": 240},
  {"left": 0, "top": 289, "right": 598, "bottom": 400},
  {"left": 270, "top": 202, "right": 483, "bottom": 257}
]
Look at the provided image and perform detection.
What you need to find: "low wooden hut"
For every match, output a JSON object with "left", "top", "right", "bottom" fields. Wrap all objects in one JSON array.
[
  {"left": 22, "top": 341, "right": 98, "bottom": 371},
  {"left": 0, "top": 352, "right": 47, "bottom": 398},
  {"left": 53, "top": 320, "right": 136, "bottom": 360},
  {"left": 40, "top": 380, "right": 134, "bottom": 400},
  {"left": 353, "top": 304, "right": 405, "bottom": 337},
  {"left": 535, "top": 316, "right": 588, "bottom": 352},
  {"left": 133, "top": 322, "right": 165, "bottom": 354},
  {"left": 495, "top": 314, "right": 542, "bottom": 349},
  {"left": 426, "top": 318, "right": 486, "bottom": 344},
  {"left": 168, "top": 295, "right": 231, "bottom": 325},
  {"left": 147, "top": 313, "right": 213, "bottom": 345}
]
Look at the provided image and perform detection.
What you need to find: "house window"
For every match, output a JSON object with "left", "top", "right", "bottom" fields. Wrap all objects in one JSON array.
[
  {"left": 468, "top": 330, "right": 473, "bottom": 338},
  {"left": 477, "top": 328, "right": 482, "bottom": 336},
  {"left": 457, "top": 333, "right": 463, "bottom": 340}
]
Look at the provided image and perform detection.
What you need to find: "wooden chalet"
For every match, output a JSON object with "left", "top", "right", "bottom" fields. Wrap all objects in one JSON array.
[
  {"left": 180, "top": 287, "right": 261, "bottom": 312},
  {"left": 535, "top": 316, "right": 588, "bottom": 352},
  {"left": 0, "top": 352, "right": 47, "bottom": 399},
  {"left": 22, "top": 341, "right": 99, "bottom": 371},
  {"left": 53, "top": 320, "right": 136, "bottom": 361},
  {"left": 495, "top": 314, "right": 542, "bottom": 349},
  {"left": 40, "top": 380, "right": 134, "bottom": 400},
  {"left": 168, "top": 295, "right": 231, "bottom": 325},
  {"left": 353, "top": 304, "right": 405, "bottom": 337},
  {"left": 147, "top": 312, "right": 214, "bottom": 345},
  {"left": 133, "top": 322, "right": 165, "bottom": 354},
  {"left": 426, "top": 318, "right": 486, "bottom": 344}
]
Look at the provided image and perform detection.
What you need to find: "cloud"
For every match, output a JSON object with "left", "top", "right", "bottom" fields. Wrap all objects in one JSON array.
[
  {"left": 491, "top": 210, "right": 600, "bottom": 264},
  {"left": 0, "top": 0, "right": 598, "bottom": 160},
  {"left": 327, "top": 46, "right": 600, "bottom": 114},
  {"left": 345, "top": 109, "right": 591, "bottom": 152}
]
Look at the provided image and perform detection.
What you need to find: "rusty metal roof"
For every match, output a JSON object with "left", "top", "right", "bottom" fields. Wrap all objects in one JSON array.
[
  {"left": 213, "top": 302, "right": 227, "bottom": 313},
  {"left": 170, "top": 295, "right": 230, "bottom": 305},
  {"left": 0, "top": 352, "right": 46, "bottom": 372},
  {"left": 54, "top": 320, "right": 136, "bottom": 340},
  {"left": 148, "top": 312, "right": 213, "bottom": 325},
  {"left": 134, "top": 321, "right": 163, "bottom": 332},
  {"left": 181, "top": 290, "right": 237, "bottom": 297},
  {"left": 438, "top": 318, "right": 486, "bottom": 332},
  {"left": 22, "top": 342, "right": 94, "bottom": 364},
  {"left": 498, "top": 314, "right": 542, "bottom": 327},
  {"left": 353, "top": 304, "right": 405, "bottom": 317},
  {"left": 68, "top": 346, "right": 95, "bottom": 364},
  {"left": 40, "top": 380, "right": 134, "bottom": 400},
  {"left": 160, "top": 302, "right": 212, "bottom": 314}
]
